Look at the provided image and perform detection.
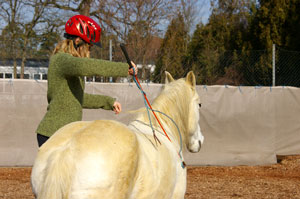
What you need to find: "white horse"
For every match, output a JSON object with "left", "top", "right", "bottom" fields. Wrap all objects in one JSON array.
[{"left": 31, "top": 71, "right": 204, "bottom": 199}]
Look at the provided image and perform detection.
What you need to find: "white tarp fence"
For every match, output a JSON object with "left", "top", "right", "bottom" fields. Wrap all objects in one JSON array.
[{"left": 1, "top": 79, "right": 300, "bottom": 166}]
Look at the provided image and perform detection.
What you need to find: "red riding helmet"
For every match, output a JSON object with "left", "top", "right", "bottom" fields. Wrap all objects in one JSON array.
[{"left": 65, "top": 15, "right": 101, "bottom": 47}]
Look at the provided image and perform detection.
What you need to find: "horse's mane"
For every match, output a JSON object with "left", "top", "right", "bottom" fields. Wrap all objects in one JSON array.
[{"left": 136, "top": 78, "right": 194, "bottom": 143}]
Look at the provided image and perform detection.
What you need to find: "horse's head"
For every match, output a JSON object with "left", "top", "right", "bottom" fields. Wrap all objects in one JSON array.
[{"left": 164, "top": 71, "right": 204, "bottom": 153}]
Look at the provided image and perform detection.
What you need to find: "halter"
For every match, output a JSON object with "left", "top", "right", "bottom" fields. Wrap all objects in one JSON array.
[{"left": 120, "top": 44, "right": 186, "bottom": 168}]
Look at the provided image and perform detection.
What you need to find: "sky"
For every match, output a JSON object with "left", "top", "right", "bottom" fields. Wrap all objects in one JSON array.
[
  {"left": 0, "top": 0, "right": 212, "bottom": 36},
  {"left": 188, "top": 0, "right": 212, "bottom": 34},
  {"left": 202, "top": 0, "right": 212, "bottom": 24}
]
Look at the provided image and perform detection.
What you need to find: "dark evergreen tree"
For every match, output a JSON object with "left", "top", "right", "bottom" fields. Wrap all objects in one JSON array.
[
  {"left": 250, "top": 0, "right": 300, "bottom": 86},
  {"left": 152, "top": 14, "right": 189, "bottom": 83},
  {"left": 185, "top": 0, "right": 255, "bottom": 85}
]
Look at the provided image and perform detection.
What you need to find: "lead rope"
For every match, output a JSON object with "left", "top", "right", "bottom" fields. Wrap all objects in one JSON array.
[
  {"left": 151, "top": 110, "right": 186, "bottom": 168},
  {"left": 131, "top": 69, "right": 185, "bottom": 168},
  {"left": 120, "top": 44, "right": 185, "bottom": 168},
  {"left": 131, "top": 67, "right": 170, "bottom": 145}
]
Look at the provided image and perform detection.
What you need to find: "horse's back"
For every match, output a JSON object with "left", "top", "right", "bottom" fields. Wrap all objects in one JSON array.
[
  {"left": 32, "top": 120, "right": 139, "bottom": 199},
  {"left": 69, "top": 120, "right": 139, "bottom": 198}
]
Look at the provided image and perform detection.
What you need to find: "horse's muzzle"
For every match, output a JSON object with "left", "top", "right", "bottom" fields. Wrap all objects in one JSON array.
[
  {"left": 198, "top": 140, "right": 202, "bottom": 151},
  {"left": 188, "top": 140, "right": 202, "bottom": 153}
]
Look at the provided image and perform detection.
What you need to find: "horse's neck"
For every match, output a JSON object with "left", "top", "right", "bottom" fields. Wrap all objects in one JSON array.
[
  {"left": 134, "top": 100, "right": 186, "bottom": 146},
  {"left": 129, "top": 118, "right": 182, "bottom": 154}
]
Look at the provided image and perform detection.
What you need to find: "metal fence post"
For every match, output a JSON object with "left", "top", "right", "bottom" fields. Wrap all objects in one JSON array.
[
  {"left": 109, "top": 39, "right": 112, "bottom": 61},
  {"left": 272, "top": 44, "right": 276, "bottom": 86}
]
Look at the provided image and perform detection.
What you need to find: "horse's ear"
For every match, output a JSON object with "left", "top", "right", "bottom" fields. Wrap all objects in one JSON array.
[
  {"left": 186, "top": 71, "right": 196, "bottom": 88},
  {"left": 165, "top": 71, "right": 174, "bottom": 84}
]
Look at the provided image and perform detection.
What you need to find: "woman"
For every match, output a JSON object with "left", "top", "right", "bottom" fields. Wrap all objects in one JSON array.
[{"left": 36, "top": 15, "right": 137, "bottom": 147}]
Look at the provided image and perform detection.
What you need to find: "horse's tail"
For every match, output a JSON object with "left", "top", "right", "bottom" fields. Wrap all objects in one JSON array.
[{"left": 38, "top": 147, "right": 74, "bottom": 199}]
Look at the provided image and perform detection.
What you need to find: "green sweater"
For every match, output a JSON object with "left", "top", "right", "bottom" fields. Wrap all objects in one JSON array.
[{"left": 36, "top": 52, "right": 128, "bottom": 137}]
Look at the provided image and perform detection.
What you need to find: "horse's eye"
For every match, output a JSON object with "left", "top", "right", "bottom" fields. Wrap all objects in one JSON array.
[{"left": 199, "top": 103, "right": 202, "bottom": 108}]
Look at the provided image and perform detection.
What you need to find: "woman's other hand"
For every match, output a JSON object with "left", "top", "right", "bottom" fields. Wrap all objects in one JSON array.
[
  {"left": 113, "top": 101, "right": 122, "bottom": 114},
  {"left": 128, "top": 61, "right": 138, "bottom": 76}
]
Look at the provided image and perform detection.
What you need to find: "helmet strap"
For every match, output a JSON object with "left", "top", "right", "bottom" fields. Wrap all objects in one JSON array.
[
  {"left": 64, "top": 33, "right": 86, "bottom": 50},
  {"left": 74, "top": 40, "right": 85, "bottom": 50}
]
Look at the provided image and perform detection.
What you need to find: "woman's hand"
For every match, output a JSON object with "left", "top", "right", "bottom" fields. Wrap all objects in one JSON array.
[
  {"left": 128, "top": 61, "right": 138, "bottom": 76},
  {"left": 113, "top": 101, "right": 122, "bottom": 114}
]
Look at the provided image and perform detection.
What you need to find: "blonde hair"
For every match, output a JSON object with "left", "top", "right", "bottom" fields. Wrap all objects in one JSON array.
[{"left": 53, "top": 39, "right": 90, "bottom": 58}]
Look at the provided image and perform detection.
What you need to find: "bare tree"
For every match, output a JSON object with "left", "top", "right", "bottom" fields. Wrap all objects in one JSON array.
[
  {"left": 45, "top": 0, "right": 180, "bottom": 81},
  {"left": 93, "top": 0, "right": 179, "bottom": 80},
  {"left": 48, "top": 0, "right": 94, "bottom": 16},
  {"left": 0, "top": 0, "right": 207, "bottom": 80},
  {"left": 18, "top": 0, "right": 54, "bottom": 78},
  {"left": 176, "top": 0, "right": 210, "bottom": 36},
  {"left": 180, "top": 0, "right": 201, "bottom": 33},
  {"left": 37, "top": 14, "right": 65, "bottom": 57},
  {"left": 0, "top": 0, "right": 23, "bottom": 78},
  {"left": 0, "top": 0, "right": 58, "bottom": 78}
]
